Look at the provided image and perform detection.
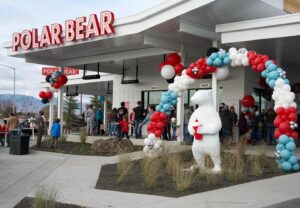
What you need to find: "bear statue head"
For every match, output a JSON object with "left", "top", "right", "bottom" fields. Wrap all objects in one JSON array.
[{"left": 190, "top": 89, "right": 214, "bottom": 106}]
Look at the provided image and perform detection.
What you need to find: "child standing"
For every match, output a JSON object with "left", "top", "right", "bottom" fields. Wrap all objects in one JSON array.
[
  {"left": 119, "top": 116, "right": 129, "bottom": 139},
  {"left": 171, "top": 117, "right": 177, "bottom": 141},
  {"left": 51, "top": 119, "right": 61, "bottom": 148}
]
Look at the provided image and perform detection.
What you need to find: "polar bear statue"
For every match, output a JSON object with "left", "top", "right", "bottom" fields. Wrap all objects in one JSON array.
[{"left": 188, "top": 90, "right": 222, "bottom": 172}]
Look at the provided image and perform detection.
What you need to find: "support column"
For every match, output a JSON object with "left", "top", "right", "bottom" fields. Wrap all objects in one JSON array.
[
  {"left": 103, "top": 96, "right": 107, "bottom": 131},
  {"left": 57, "top": 67, "right": 64, "bottom": 135},
  {"left": 212, "top": 40, "right": 220, "bottom": 111},
  {"left": 176, "top": 52, "right": 185, "bottom": 143},
  {"left": 48, "top": 98, "right": 54, "bottom": 135}
]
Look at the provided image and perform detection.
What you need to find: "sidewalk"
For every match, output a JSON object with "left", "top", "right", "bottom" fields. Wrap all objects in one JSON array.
[{"left": 1, "top": 140, "right": 300, "bottom": 208}]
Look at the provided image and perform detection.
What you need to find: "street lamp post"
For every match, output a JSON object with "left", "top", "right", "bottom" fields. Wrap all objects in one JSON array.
[{"left": 0, "top": 64, "right": 16, "bottom": 113}]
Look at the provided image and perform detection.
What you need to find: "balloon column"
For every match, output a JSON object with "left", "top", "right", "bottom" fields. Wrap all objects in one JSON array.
[
  {"left": 146, "top": 46, "right": 299, "bottom": 172},
  {"left": 38, "top": 70, "right": 68, "bottom": 104}
]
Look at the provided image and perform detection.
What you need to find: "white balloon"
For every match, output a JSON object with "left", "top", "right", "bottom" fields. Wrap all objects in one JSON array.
[
  {"left": 291, "top": 102, "right": 297, "bottom": 108},
  {"left": 161, "top": 65, "right": 175, "bottom": 79},
  {"left": 50, "top": 87, "right": 58, "bottom": 92},
  {"left": 214, "top": 66, "right": 229, "bottom": 80},
  {"left": 241, "top": 57, "right": 249, "bottom": 66},
  {"left": 181, "top": 69, "right": 187, "bottom": 76},
  {"left": 275, "top": 79, "right": 285, "bottom": 87},
  {"left": 283, "top": 84, "right": 291, "bottom": 92}
]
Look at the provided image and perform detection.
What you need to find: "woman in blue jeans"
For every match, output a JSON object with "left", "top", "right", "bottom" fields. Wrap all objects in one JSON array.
[{"left": 109, "top": 108, "right": 119, "bottom": 137}]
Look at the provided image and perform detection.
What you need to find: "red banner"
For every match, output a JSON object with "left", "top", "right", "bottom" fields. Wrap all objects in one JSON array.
[{"left": 42, "top": 67, "right": 79, "bottom": 76}]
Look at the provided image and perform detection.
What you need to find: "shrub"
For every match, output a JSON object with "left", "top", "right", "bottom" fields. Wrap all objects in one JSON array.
[
  {"left": 174, "top": 168, "right": 195, "bottom": 192},
  {"left": 116, "top": 153, "right": 134, "bottom": 183},
  {"left": 141, "top": 157, "right": 161, "bottom": 188},
  {"left": 33, "top": 184, "right": 58, "bottom": 208},
  {"left": 166, "top": 155, "right": 181, "bottom": 179}
]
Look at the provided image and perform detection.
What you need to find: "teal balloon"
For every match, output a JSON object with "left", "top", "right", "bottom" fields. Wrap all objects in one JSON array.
[
  {"left": 265, "top": 60, "right": 273, "bottom": 67},
  {"left": 280, "top": 149, "right": 291, "bottom": 160},
  {"left": 268, "top": 79, "right": 276, "bottom": 88},
  {"left": 171, "top": 100, "right": 177, "bottom": 105},
  {"left": 261, "top": 71, "right": 267, "bottom": 78},
  {"left": 171, "top": 92, "right": 177, "bottom": 99},
  {"left": 276, "top": 159, "right": 281, "bottom": 165},
  {"left": 292, "top": 163, "right": 300, "bottom": 171},
  {"left": 156, "top": 105, "right": 161, "bottom": 111},
  {"left": 267, "top": 64, "right": 277, "bottom": 71},
  {"left": 49, "top": 77, "right": 55, "bottom": 83},
  {"left": 213, "top": 58, "right": 222, "bottom": 67},
  {"left": 163, "top": 103, "right": 171, "bottom": 111},
  {"left": 276, "top": 143, "right": 284, "bottom": 151},
  {"left": 279, "top": 135, "right": 290, "bottom": 144},
  {"left": 290, "top": 137, "right": 295, "bottom": 142},
  {"left": 281, "top": 161, "right": 292, "bottom": 171},
  {"left": 161, "top": 96, "right": 168, "bottom": 103},
  {"left": 288, "top": 155, "right": 298, "bottom": 165},
  {"left": 218, "top": 51, "right": 227, "bottom": 59},
  {"left": 284, "top": 79, "right": 290, "bottom": 85},
  {"left": 206, "top": 58, "right": 213, "bottom": 66},
  {"left": 285, "top": 141, "right": 296, "bottom": 151},
  {"left": 166, "top": 111, "right": 171, "bottom": 116},
  {"left": 210, "top": 52, "right": 218, "bottom": 59},
  {"left": 267, "top": 71, "right": 279, "bottom": 80},
  {"left": 160, "top": 109, "right": 165, "bottom": 113},
  {"left": 223, "top": 57, "right": 231, "bottom": 65}
]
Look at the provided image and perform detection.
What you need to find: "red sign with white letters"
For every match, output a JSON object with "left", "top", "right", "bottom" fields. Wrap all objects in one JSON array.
[
  {"left": 42, "top": 67, "right": 79, "bottom": 76},
  {"left": 12, "top": 11, "right": 115, "bottom": 52}
]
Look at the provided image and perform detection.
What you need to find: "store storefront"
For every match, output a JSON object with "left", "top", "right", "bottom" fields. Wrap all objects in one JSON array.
[{"left": 4, "top": 0, "right": 300, "bottom": 140}]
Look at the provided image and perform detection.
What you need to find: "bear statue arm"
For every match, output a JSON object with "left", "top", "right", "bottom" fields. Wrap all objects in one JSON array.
[
  {"left": 197, "top": 112, "right": 222, "bottom": 135},
  {"left": 187, "top": 112, "right": 197, "bottom": 135}
]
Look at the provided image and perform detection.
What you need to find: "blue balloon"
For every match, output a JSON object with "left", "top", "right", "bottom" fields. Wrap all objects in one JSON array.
[
  {"left": 288, "top": 155, "right": 298, "bottom": 165},
  {"left": 268, "top": 79, "right": 276, "bottom": 88},
  {"left": 160, "top": 109, "right": 165, "bottom": 113},
  {"left": 170, "top": 92, "right": 177, "bottom": 99},
  {"left": 163, "top": 103, "right": 171, "bottom": 111},
  {"left": 284, "top": 79, "right": 290, "bottom": 85},
  {"left": 282, "top": 161, "right": 292, "bottom": 171},
  {"left": 280, "top": 149, "right": 291, "bottom": 160},
  {"left": 268, "top": 71, "right": 279, "bottom": 80},
  {"left": 171, "top": 100, "right": 177, "bottom": 105},
  {"left": 279, "top": 135, "right": 290, "bottom": 144},
  {"left": 210, "top": 52, "right": 218, "bottom": 59},
  {"left": 267, "top": 64, "right": 277, "bottom": 72},
  {"left": 166, "top": 111, "right": 171, "bottom": 116},
  {"left": 292, "top": 163, "right": 300, "bottom": 171},
  {"left": 261, "top": 70, "right": 267, "bottom": 78},
  {"left": 206, "top": 58, "right": 213, "bottom": 66},
  {"left": 161, "top": 96, "right": 168, "bottom": 104},
  {"left": 49, "top": 77, "right": 55, "bottom": 83},
  {"left": 213, "top": 58, "right": 222, "bottom": 67},
  {"left": 218, "top": 51, "right": 227, "bottom": 59},
  {"left": 53, "top": 71, "right": 61, "bottom": 78},
  {"left": 223, "top": 57, "right": 231, "bottom": 65},
  {"left": 276, "top": 143, "right": 284, "bottom": 151},
  {"left": 285, "top": 141, "right": 296, "bottom": 151},
  {"left": 156, "top": 105, "right": 161, "bottom": 111},
  {"left": 265, "top": 60, "right": 273, "bottom": 68}
]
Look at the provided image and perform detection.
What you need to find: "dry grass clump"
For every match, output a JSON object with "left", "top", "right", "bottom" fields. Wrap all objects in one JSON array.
[
  {"left": 116, "top": 153, "right": 134, "bottom": 183},
  {"left": 33, "top": 184, "right": 58, "bottom": 208},
  {"left": 222, "top": 151, "right": 246, "bottom": 183},
  {"left": 250, "top": 144, "right": 268, "bottom": 176},
  {"left": 60, "top": 134, "right": 67, "bottom": 143},
  {"left": 141, "top": 157, "right": 161, "bottom": 188},
  {"left": 80, "top": 130, "right": 87, "bottom": 145},
  {"left": 174, "top": 168, "right": 195, "bottom": 192}
]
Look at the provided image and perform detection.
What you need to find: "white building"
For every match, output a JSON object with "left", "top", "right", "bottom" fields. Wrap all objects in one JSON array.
[{"left": 3, "top": 0, "right": 300, "bottom": 139}]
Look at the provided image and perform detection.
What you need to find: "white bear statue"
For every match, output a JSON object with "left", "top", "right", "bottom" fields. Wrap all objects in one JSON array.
[{"left": 188, "top": 90, "right": 222, "bottom": 172}]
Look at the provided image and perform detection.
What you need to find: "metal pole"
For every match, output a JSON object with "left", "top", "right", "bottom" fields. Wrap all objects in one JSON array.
[{"left": 0, "top": 64, "right": 16, "bottom": 113}]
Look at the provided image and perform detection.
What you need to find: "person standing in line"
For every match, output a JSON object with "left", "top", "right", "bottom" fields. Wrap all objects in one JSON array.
[
  {"left": 85, "top": 105, "right": 95, "bottom": 136},
  {"left": 133, "top": 101, "right": 143, "bottom": 139},
  {"left": 129, "top": 111, "right": 134, "bottom": 137},
  {"left": 119, "top": 116, "right": 129, "bottom": 139},
  {"left": 51, "top": 119, "right": 60, "bottom": 148},
  {"left": 109, "top": 108, "right": 119, "bottom": 137},
  {"left": 264, "top": 107, "right": 276, "bottom": 145},
  {"left": 171, "top": 117, "right": 177, "bottom": 141},
  {"left": 238, "top": 113, "right": 248, "bottom": 137},
  {"left": 34, "top": 111, "right": 44, "bottom": 148},
  {"left": 0, "top": 120, "right": 7, "bottom": 146},
  {"left": 96, "top": 107, "right": 103, "bottom": 136},
  {"left": 230, "top": 106, "right": 238, "bottom": 144},
  {"left": 219, "top": 105, "right": 235, "bottom": 144},
  {"left": 139, "top": 105, "right": 155, "bottom": 136},
  {"left": 117, "top": 102, "right": 128, "bottom": 138},
  {"left": 184, "top": 105, "right": 193, "bottom": 143}
]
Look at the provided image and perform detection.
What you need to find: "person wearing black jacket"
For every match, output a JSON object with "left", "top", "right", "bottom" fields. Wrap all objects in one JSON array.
[
  {"left": 219, "top": 105, "right": 235, "bottom": 144},
  {"left": 133, "top": 101, "right": 143, "bottom": 138}
]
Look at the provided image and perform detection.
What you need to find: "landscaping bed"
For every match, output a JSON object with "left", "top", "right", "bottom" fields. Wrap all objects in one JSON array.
[
  {"left": 31, "top": 138, "right": 143, "bottom": 156},
  {"left": 96, "top": 145, "right": 290, "bottom": 197},
  {"left": 14, "top": 197, "right": 85, "bottom": 208}
]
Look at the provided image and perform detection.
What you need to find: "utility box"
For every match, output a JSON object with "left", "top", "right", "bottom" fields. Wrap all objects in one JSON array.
[{"left": 9, "top": 129, "right": 30, "bottom": 155}]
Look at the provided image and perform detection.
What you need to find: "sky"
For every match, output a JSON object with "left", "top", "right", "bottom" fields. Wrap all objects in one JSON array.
[{"left": 0, "top": 0, "right": 166, "bottom": 98}]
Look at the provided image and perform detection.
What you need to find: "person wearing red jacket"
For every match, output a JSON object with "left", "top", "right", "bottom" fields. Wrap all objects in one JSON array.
[
  {"left": 119, "top": 116, "right": 129, "bottom": 139},
  {"left": 0, "top": 122, "right": 6, "bottom": 146}
]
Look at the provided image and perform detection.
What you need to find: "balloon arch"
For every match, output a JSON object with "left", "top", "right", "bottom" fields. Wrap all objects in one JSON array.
[{"left": 144, "top": 47, "right": 299, "bottom": 172}]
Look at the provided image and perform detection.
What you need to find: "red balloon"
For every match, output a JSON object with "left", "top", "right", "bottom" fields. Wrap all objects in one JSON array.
[
  {"left": 241, "top": 95, "right": 255, "bottom": 108},
  {"left": 157, "top": 122, "right": 165, "bottom": 129},
  {"left": 174, "top": 64, "right": 184, "bottom": 75},
  {"left": 276, "top": 107, "right": 284, "bottom": 115},
  {"left": 166, "top": 53, "right": 181, "bottom": 66},
  {"left": 147, "top": 125, "right": 152, "bottom": 132},
  {"left": 39, "top": 91, "right": 46, "bottom": 99},
  {"left": 281, "top": 114, "right": 288, "bottom": 121},
  {"left": 291, "top": 131, "right": 299, "bottom": 139},
  {"left": 288, "top": 107, "right": 296, "bottom": 113},
  {"left": 45, "top": 91, "right": 53, "bottom": 99},
  {"left": 57, "top": 74, "right": 68, "bottom": 85},
  {"left": 154, "top": 130, "right": 162, "bottom": 137},
  {"left": 273, "top": 117, "right": 282, "bottom": 128},
  {"left": 256, "top": 63, "right": 265, "bottom": 72},
  {"left": 159, "top": 112, "right": 167, "bottom": 120},
  {"left": 279, "top": 121, "right": 290, "bottom": 133},
  {"left": 53, "top": 82, "right": 62, "bottom": 89},
  {"left": 289, "top": 113, "right": 297, "bottom": 121},
  {"left": 274, "top": 129, "right": 281, "bottom": 139}
]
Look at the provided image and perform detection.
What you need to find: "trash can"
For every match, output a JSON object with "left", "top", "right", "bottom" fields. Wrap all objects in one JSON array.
[{"left": 9, "top": 129, "right": 30, "bottom": 155}]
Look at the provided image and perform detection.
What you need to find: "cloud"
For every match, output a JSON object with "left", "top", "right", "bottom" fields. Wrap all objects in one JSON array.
[{"left": 0, "top": 0, "right": 166, "bottom": 98}]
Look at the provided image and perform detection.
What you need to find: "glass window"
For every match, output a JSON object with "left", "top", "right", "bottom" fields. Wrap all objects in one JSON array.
[{"left": 149, "top": 91, "right": 163, "bottom": 106}]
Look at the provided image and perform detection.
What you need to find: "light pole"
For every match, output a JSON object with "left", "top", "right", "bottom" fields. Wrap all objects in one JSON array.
[{"left": 0, "top": 64, "right": 16, "bottom": 113}]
